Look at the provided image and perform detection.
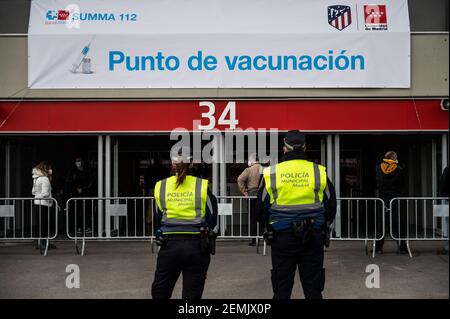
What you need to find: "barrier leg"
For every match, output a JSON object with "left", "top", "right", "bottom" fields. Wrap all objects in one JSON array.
[
  {"left": 406, "top": 240, "right": 412, "bottom": 258},
  {"left": 255, "top": 236, "right": 259, "bottom": 254},
  {"left": 372, "top": 240, "right": 376, "bottom": 258},
  {"left": 151, "top": 238, "right": 155, "bottom": 254},
  {"left": 263, "top": 240, "right": 267, "bottom": 256},
  {"left": 44, "top": 240, "right": 49, "bottom": 257},
  {"left": 81, "top": 238, "right": 86, "bottom": 256}
]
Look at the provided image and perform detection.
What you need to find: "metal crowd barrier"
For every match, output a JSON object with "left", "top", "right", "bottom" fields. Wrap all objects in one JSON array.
[
  {"left": 215, "top": 196, "right": 387, "bottom": 258},
  {"left": 0, "top": 197, "right": 58, "bottom": 256},
  {"left": 66, "top": 195, "right": 265, "bottom": 256},
  {"left": 66, "top": 197, "right": 155, "bottom": 256},
  {"left": 64, "top": 195, "right": 448, "bottom": 258},
  {"left": 215, "top": 196, "right": 264, "bottom": 253},
  {"left": 331, "top": 198, "right": 386, "bottom": 258},
  {"left": 389, "top": 197, "right": 449, "bottom": 258}
]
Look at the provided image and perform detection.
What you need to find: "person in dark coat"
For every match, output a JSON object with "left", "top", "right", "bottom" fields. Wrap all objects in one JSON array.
[
  {"left": 375, "top": 151, "right": 407, "bottom": 253},
  {"left": 65, "top": 157, "right": 93, "bottom": 199},
  {"left": 65, "top": 157, "right": 93, "bottom": 236}
]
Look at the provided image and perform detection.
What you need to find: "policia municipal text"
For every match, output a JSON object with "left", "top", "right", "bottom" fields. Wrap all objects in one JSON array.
[
  {"left": 257, "top": 130, "right": 337, "bottom": 299},
  {"left": 151, "top": 148, "right": 218, "bottom": 299}
]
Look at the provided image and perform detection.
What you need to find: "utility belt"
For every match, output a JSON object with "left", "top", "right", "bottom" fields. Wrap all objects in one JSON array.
[
  {"left": 263, "top": 218, "right": 331, "bottom": 247},
  {"left": 287, "top": 218, "right": 316, "bottom": 245},
  {"left": 164, "top": 234, "right": 201, "bottom": 240},
  {"left": 199, "top": 226, "right": 218, "bottom": 255},
  {"left": 155, "top": 228, "right": 217, "bottom": 255}
]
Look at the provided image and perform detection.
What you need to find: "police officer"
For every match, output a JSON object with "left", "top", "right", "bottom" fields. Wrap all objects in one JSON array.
[
  {"left": 151, "top": 147, "right": 218, "bottom": 299},
  {"left": 257, "top": 130, "right": 337, "bottom": 299}
]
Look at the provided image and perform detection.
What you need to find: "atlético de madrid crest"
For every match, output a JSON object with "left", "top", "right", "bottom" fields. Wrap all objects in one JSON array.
[{"left": 328, "top": 5, "right": 352, "bottom": 31}]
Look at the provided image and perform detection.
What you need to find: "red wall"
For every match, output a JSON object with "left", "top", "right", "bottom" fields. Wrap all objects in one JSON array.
[{"left": 0, "top": 100, "right": 447, "bottom": 132}]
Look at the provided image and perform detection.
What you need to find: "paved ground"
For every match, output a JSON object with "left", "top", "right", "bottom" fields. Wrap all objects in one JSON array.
[{"left": 0, "top": 240, "right": 448, "bottom": 299}]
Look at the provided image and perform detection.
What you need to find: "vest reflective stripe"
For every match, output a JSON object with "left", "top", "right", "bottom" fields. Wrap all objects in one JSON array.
[
  {"left": 313, "top": 163, "right": 321, "bottom": 203},
  {"left": 154, "top": 175, "right": 208, "bottom": 225},
  {"left": 159, "top": 178, "right": 167, "bottom": 214},
  {"left": 270, "top": 167, "right": 278, "bottom": 202},
  {"left": 195, "top": 177, "right": 202, "bottom": 219},
  {"left": 263, "top": 159, "right": 327, "bottom": 212}
]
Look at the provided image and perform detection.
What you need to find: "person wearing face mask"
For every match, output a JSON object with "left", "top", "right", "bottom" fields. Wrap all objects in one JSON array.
[
  {"left": 32, "top": 161, "right": 56, "bottom": 251},
  {"left": 375, "top": 151, "right": 408, "bottom": 254},
  {"left": 237, "top": 153, "right": 263, "bottom": 246},
  {"left": 65, "top": 157, "right": 93, "bottom": 236}
]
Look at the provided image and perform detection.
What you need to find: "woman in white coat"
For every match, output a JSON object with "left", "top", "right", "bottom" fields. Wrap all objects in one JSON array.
[{"left": 32, "top": 162, "right": 56, "bottom": 249}]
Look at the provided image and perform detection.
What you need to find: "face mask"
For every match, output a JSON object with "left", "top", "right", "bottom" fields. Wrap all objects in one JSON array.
[
  {"left": 75, "top": 161, "right": 82, "bottom": 168},
  {"left": 48, "top": 169, "right": 53, "bottom": 175}
]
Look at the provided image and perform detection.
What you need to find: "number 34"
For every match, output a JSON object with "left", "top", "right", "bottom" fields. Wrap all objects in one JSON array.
[{"left": 198, "top": 101, "right": 239, "bottom": 130}]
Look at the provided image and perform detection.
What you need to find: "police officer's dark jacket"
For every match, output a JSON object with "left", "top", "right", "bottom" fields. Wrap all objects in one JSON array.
[
  {"left": 153, "top": 174, "right": 218, "bottom": 234},
  {"left": 257, "top": 149, "right": 337, "bottom": 231}
]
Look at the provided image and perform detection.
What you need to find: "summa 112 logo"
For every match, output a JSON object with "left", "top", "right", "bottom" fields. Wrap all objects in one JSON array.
[
  {"left": 364, "top": 5, "right": 388, "bottom": 30},
  {"left": 45, "top": 9, "right": 71, "bottom": 24},
  {"left": 44, "top": 9, "right": 138, "bottom": 24}
]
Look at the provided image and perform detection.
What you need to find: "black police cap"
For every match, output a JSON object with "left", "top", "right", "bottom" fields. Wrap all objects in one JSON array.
[{"left": 284, "top": 130, "right": 306, "bottom": 150}]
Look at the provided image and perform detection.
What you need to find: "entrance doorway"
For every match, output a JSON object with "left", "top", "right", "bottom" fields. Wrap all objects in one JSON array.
[
  {"left": 116, "top": 135, "right": 214, "bottom": 197},
  {"left": 1, "top": 135, "right": 98, "bottom": 236},
  {"left": 339, "top": 134, "right": 445, "bottom": 198}
]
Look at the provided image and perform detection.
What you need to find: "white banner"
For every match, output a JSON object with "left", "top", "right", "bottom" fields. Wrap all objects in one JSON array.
[{"left": 28, "top": 0, "right": 411, "bottom": 89}]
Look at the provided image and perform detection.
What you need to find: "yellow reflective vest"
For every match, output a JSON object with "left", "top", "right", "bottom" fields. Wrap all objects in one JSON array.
[
  {"left": 263, "top": 159, "right": 327, "bottom": 213},
  {"left": 154, "top": 175, "right": 208, "bottom": 234}
]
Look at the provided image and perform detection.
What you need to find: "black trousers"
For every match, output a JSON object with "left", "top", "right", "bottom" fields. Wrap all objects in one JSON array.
[
  {"left": 152, "top": 238, "right": 211, "bottom": 299},
  {"left": 249, "top": 197, "right": 258, "bottom": 237},
  {"left": 33, "top": 204, "right": 52, "bottom": 239},
  {"left": 68, "top": 199, "right": 93, "bottom": 235},
  {"left": 271, "top": 230, "right": 325, "bottom": 299}
]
